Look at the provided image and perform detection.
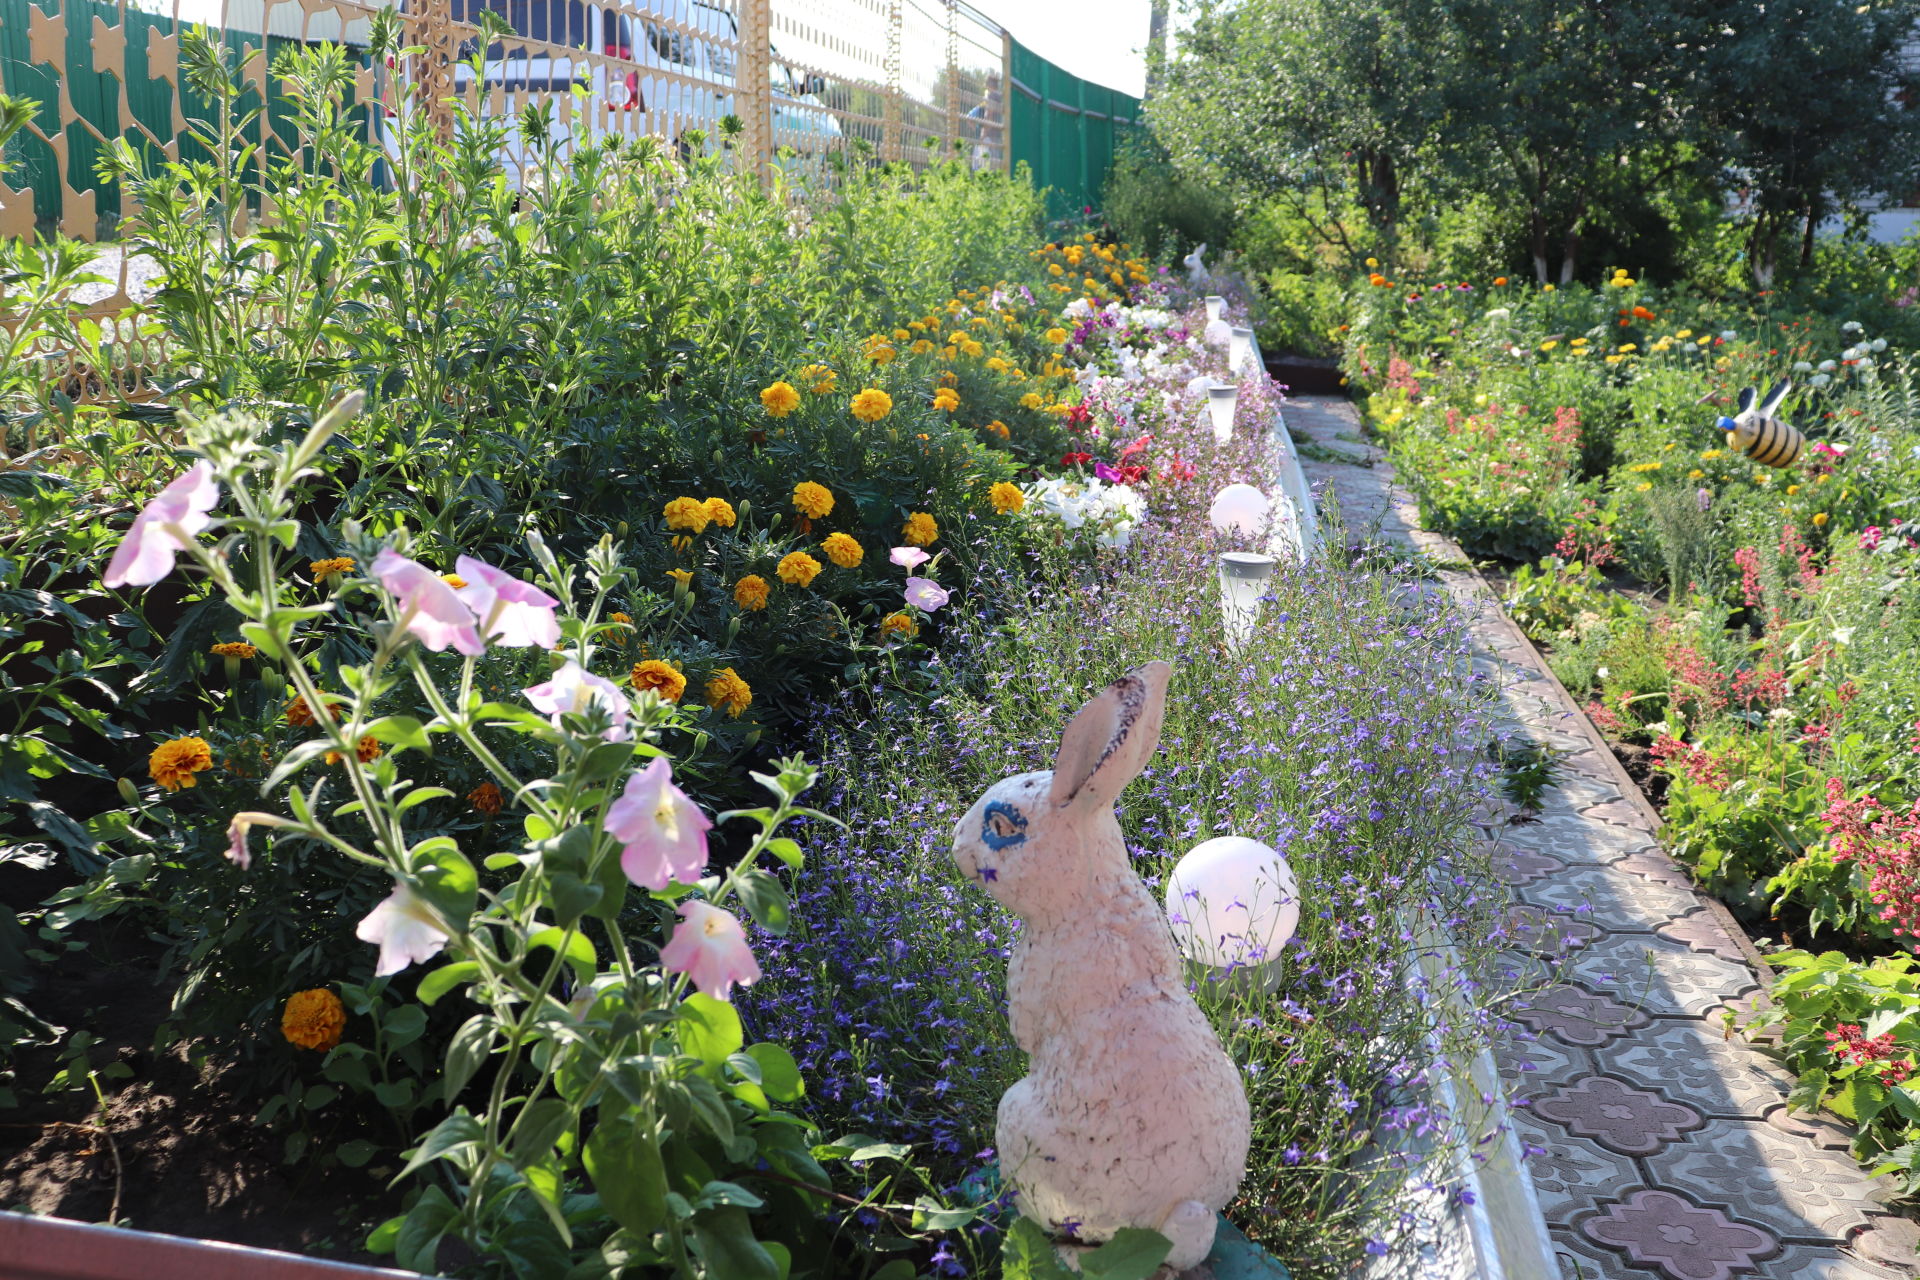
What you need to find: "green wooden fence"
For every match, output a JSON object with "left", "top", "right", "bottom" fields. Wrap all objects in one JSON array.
[{"left": 1006, "top": 38, "right": 1139, "bottom": 222}]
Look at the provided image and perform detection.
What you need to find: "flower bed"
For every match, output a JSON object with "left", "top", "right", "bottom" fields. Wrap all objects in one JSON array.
[{"left": 1340, "top": 266, "right": 1920, "bottom": 1196}]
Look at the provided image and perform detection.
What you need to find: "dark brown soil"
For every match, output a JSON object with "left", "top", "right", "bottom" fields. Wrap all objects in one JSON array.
[{"left": 0, "top": 925, "right": 395, "bottom": 1262}]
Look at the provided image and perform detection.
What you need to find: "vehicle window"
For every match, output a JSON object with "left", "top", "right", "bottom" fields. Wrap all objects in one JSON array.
[
  {"left": 454, "top": 0, "right": 593, "bottom": 48},
  {"left": 645, "top": 21, "right": 688, "bottom": 64}
]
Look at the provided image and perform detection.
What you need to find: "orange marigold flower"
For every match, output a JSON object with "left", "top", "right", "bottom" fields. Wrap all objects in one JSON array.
[
  {"left": 326, "top": 736, "right": 384, "bottom": 766},
  {"left": 281, "top": 988, "right": 346, "bottom": 1051},
  {"left": 821, "top": 532, "right": 864, "bottom": 569},
  {"left": 703, "top": 497, "right": 737, "bottom": 528},
  {"left": 310, "top": 557, "right": 354, "bottom": 582},
  {"left": 209, "top": 642, "right": 257, "bottom": 658},
  {"left": 792, "top": 481, "right": 835, "bottom": 520},
  {"left": 666, "top": 568, "right": 693, "bottom": 590},
  {"left": 149, "top": 736, "right": 212, "bottom": 791},
  {"left": 631, "top": 659, "right": 688, "bottom": 702},
  {"left": 777, "top": 551, "right": 822, "bottom": 587},
  {"left": 706, "top": 666, "right": 753, "bottom": 718},
  {"left": 989, "top": 481, "right": 1025, "bottom": 514},
  {"left": 1493, "top": 276, "right": 1509, "bottom": 286},
  {"left": 609, "top": 611, "right": 633, "bottom": 627},
  {"left": 734, "top": 574, "right": 770, "bottom": 611},
  {"left": 468, "top": 781, "right": 504, "bottom": 815},
  {"left": 901, "top": 511, "right": 938, "bottom": 547},
  {"left": 663, "top": 496, "right": 712, "bottom": 534},
  {"left": 760, "top": 381, "right": 800, "bottom": 417},
  {"left": 800, "top": 364, "right": 837, "bottom": 394},
  {"left": 880, "top": 611, "right": 918, "bottom": 641},
  {"left": 850, "top": 388, "right": 893, "bottom": 422}
]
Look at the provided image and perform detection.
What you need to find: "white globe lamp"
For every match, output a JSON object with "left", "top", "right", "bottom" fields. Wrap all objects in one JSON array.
[{"left": 1165, "top": 836, "right": 1300, "bottom": 970}]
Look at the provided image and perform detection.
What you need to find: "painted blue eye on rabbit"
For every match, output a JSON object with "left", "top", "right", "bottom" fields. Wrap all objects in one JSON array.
[{"left": 951, "top": 661, "right": 1250, "bottom": 1271}]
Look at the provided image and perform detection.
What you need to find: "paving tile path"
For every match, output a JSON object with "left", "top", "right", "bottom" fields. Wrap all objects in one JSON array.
[{"left": 1279, "top": 394, "right": 1920, "bottom": 1280}]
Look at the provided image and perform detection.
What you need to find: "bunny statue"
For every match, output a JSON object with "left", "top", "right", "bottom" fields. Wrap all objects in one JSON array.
[
  {"left": 1183, "top": 243, "right": 1211, "bottom": 287},
  {"left": 951, "top": 661, "right": 1250, "bottom": 1271}
]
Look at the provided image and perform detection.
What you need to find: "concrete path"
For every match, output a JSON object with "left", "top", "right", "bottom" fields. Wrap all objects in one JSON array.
[{"left": 1281, "top": 394, "right": 1920, "bottom": 1280}]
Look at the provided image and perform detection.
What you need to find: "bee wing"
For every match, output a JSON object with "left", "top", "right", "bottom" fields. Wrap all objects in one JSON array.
[
  {"left": 1758, "top": 381, "right": 1792, "bottom": 418},
  {"left": 1737, "top": 386, "right": 1756, "bottom": 414}
]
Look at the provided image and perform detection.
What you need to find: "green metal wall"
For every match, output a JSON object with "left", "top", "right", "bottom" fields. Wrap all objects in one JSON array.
[{"left": 1005, "top": 38, "right": 1139, "bottom": 221}]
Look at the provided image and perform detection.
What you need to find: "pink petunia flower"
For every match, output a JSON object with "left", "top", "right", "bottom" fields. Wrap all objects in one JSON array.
[
  {"left": 372, "top": 549, "right": 486, "bottom": 656},
  {"left": 524, "top": 659, "right": 631, "bottom": 739},
  {"left": 225, "top": 815, "right": 253, "bottom": 870},
  {"left": 606, "top": 757, "right": 711, "bottom": 890},
  {"left": 103, "top": 461, "right": 220, "bottom": 588},
  {"left": 660, "top": 901, "right": 761, "bottom": 1000},
  {"left": 890, "top": 546, "right": 930, "bottom": 570},
  {"left": 454, "top": 555, "right": 561, "bottom": 649},
  {"left": 1862, "top": 526, "right": 1885, "bottom": 552},
  {"left": 355, "top": 881, "right": 451, "bottom": 976},
  {"left": 904, "top": 577, "right": 950, "bottom": 612}
]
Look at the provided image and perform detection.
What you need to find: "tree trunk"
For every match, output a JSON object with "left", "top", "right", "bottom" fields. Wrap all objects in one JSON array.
[
  {"left": 1800, "top": 199, "right": 1819, "bottom": 270},
  {"left": 1371, "top": 151, "right": 1399, "bottom": 231}
]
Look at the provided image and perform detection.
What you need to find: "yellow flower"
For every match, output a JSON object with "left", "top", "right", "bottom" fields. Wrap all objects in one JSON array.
[
  {"left": 1605, "top": 354, "right": 1624, "bottom": 364},
  {"left": 706, "top": 666, "right": 753, "bottom": 718},
  {"left": 821, "top": 532, "right": 864, "bottom": 569},
  {"left": 1699, "top": 449, "right": 1723, "bottom": 461},
  {"left": 892, "top": 328, "right": 911, "bottom": 343},
  {"left": 1539, "top": 340, "right": 1558, "bottom": 352},
  {"left": 734, "top": 574, "right": 770, "bottom": 611},
  {"left": 209, "top": 642, "right": 257, "bottom": 658},
  {"left": 986, "top": 420, "right": 1010, "bottom": 439},
  {"left": 777, "top": 551, "right": 822, "bottom": 587},
  {"left": 1570, "top": 337, "right": 1588, "bottom": 346},
  {"left": 1020, "top": 391, "right": 1044, "bottom": 410},
  {"left": 1618, "top": 343, "right": 1637, "bottom": 353},
  {"left": 703, "top": 497, "right": 736, "bottom": 528},
  {"left": 1048, "top": 263, "right": 1065, "bottom": 276},
  {"left": 801, "top": 364, "right": 837, "bottom": 394},
  {"left": 1675, "top": 329, "right": 1693, "bottom": 340},
  {"left": 911, "top": 338, "right": 934, "bottom": 355},
  {"left": 149, "top": 736, "right": 212, "bottom": 792},
  {"left": 1628, "top": 462, "right": 1663, "bottom": 473},
  {"left": 664, "top": 495, "right": 712, "bottom": 534},
  {"left": 1786, "top": 484, "right": 1800, "bottom": 494},
  {"left": 989, "top": 481, "right": 1025, "bottom": 514},
  {"left": 850, "top": 388, "right": 893, "bottom": 422},
  {"left": 1542, "top": 283, "right": 1555, "bottom": 292},
  {"left": 1813, "top": 512, "right": 1829, "bottom": 527},
  {"left": 666, "top": 568, "right": 693, "bottom": 590},
  {"left": 760, "top": 381, "right": 800, "bottom": 418},
  {"left": 281, "top": 989, "right": 346, "bottom": 1051},
  {"left": 792, "top": 481, "right": 835, "bottom": 520},
  {"left": 631, "top": 659, "right": 687, "bottom": 702},
  {"left": 880, "top": 611, "right": 918, "bottom": 641},
  {"left": 1635, "top": 482, "right": 1652, "bottom": 492},
  {"left": 310, "top": 556, "right": 354, "bottom": 582},
  {"left": 1365, "top": 256, "right": 1378, "bottom": 268},
  {"left": 933, "top": 388, "right": 960, "bottom": 412},
  {"left": 959, "top": 337, "right": 984, "bottom": 358},
  {"left": 901, "top": 511, "right": 938, "bottom": 547},
  {"left": 1044, "top": 327, "right": 1068, "bottom": 344},
  {"left": 1688, "top": 469, "right": 1704, "bottom": 480}
]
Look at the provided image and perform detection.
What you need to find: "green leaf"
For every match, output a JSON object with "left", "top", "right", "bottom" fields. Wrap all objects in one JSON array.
[
  {"left": 443, "top": 1014, "right": 496, "bottom": 1102},
  {"left": 398, "top": 785, "right": 454, "bottom": 812},
  {"left": 366, "top": 1214, "right": 404, "bottom": 1254},
  {"left": 1081, "top": 1228, "right": 1173, "bottom": 1280},
  {"left": 381, "top": 1003, "right": 428, "bottom": 1049},
  {"left": 583, "top": 1113, "right": 669, "bottom": 1235},
  {"left": 911, "top": 1197, "right": 977, "bottom": 1231},
  {"left": 509, "top": 1097, "right": 575, "bottom": 1162},
  {"left": 688, "top": 1206, "right": 779, "bottom": 1280},
  {"left": 410, "top": 838, "right": 477, "bottom": 921},
  {"left": 337, "top": 1138, "right": 379, "bottom": 1168},
  {"left": 735, "top": 869, "right": 791, "bottom": 937},
  {"left": 677, "top": 993, "right": 743, "bottom": 1070},
  {"left": 764, "top": 837, "right": 804, "bottom": 870},
  {"left": 744, "top": 1043, "right": 804, "bottom": 1103},
  {"left": 549, "top": 871, "right": 604, "bottom": 926},
  {"left": 396, "top": 1110, "right": 485, "bottom": 1181},
  {"left": 529, "top": 926, "right": 598, "bottom": 984},
  {"left": 394, "top": 1185, "right": 458, "bottom": 1273},
  {"left": 578, "top": 739, "right": 636, "bottom": 784},
  {"left": 417, "top": 961, "right": 480, "bottom": 1006},
  {"left": 1002, "top": 1217, "right": 1077, "bottom": 1280},
  {"left": 364, "top": 715, "right": 432, "bottom": 754},
  {"left": 694, "top": 1179, "right": 765, "bottom": 1211}
]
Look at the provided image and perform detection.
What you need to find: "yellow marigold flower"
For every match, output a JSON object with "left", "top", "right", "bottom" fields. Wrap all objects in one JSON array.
[
  {"left": 760, "top": 381, "right": 800, "bottom": 418},
  {"left": 666, "top": 568, "right": 693, "bottom": 590},
  {"left": 1048, "top": 263, "right": 1065, "bottom": 276},
  {"left": 793, "top": 481, "right": 835, "bottom": 519},
  {"left": 1688, "top": 469, "right": 1705, "bottom": 480},
  {"left": 986, "top": 420, "right": 1010, "bottom": 439},
  {"left": 1787, "top": 483, "right": 1801, "bottom": 495},
  {"left": 959, "top": 338, "right": 984, "bottom": 358},
  {"left": 631, "top": 659, "right": 687, "bottom": 702},
  {"left": 1618, "top": 343, "right": 1637, "bottom": 353},
  {"left": 1700, "top": 449, "right": 1723, "bottom": 461},
  {"left": 469, "top": 781, "right": 504, "bottom": 815},
  {"left": 1628, "top": 462, "right": 1663, "bottom": 473},
  {"left": 1813, "top": 512, "right": 1829, "bottom": 527},
  {"left": 734, "top": 574, "right": 770, "bottom": 611},
  {"left": 850, "top": 389, "right": 893, "bottom": 423},
  {"left": 946, "top": 331, "right": 969, "bottom": 346},
  {"left": 1365, "top": 256, "right": 1379, "bottom": 268},
  {"left": 310, "top": 556, "right": 354, "bottom": 582},
  {"left": 149, "top": 736, "right": 212, "bottom": 791},
  {"left": 801, "top": 364, "right": 837, "bottom": 394},
  {"left": 1543, "top": 283, "right": 1556, "bottom": 292},
  {"left": 777, "top": 551, "right": 822, "bottom": 587},
  {"left": 209, "top": 642, "right": 257, "bottom": 658},
  {"left": 703, "top": 497, "right": 736, "bottom": 528},
  {"left": 281, "top": 989, "right": 346, "bottom": 1051},
  {"left": 706, "top": 666, "right": 753, "bottom": 718},
  {"left": 821, "top": 532, "right": 864, "bottom": 569},
  {"left": 325, "top": 736, "right": 383, "bottom": 766},
  {"left": 911, "top": 338, "right": 935, "bottom": 355},
  {"left": 989, "top": 481, "right": 1025, "bottom": 514},
  {"left": 664, "top": 496, "right": 712, "bottom": 534},
  {"left": 933, "top": 388, "right": 960, "bottom": 412},
  {"left": 1675, "top": 328, "right": 1693, "bottom": 339},
  {"left": 1020, "top": 391, "right": 1044, "bottom": 410},
  {"left": 880, "top": 612, "right": 918, "bottom": 641},
  {"left": 1539, "top": 340, "right": 1558, "bottom": 352},
  {"left": 865, "top": 336, "right": 896, "bottom": 365},
  {"left": 892, "top": 328, "right": 911, "bottom": 342},
  {"left": 1635, "top": 481, "right": 1652, "bottom": 491},
  {"left": 942, "top": 345, "right": 959, "bottom": 361},
  {"left": 1570, "top": 337, "right": 1588, "bottom": 346},
  {"left": 901, "top": 511, "right": 938, "bottom": 547},
  {"left": 440, "top": 573, "right": 467, "bottom": 588},
  {"left": 1605, "top": 354, "right": 1624, "bottom": 364}
]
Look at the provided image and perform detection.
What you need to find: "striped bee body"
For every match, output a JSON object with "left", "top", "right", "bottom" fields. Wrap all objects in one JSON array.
[{"left": 1717, "top": 381, "right": 1803, "bottom": 468}]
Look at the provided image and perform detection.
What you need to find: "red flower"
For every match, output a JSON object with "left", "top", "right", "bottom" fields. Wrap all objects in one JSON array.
[{"left": 1061, "top": 451, "right": 1092, "bottom": 467}]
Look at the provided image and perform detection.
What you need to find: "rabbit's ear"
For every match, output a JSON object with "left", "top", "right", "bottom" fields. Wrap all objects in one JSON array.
[
  {"left": 1737, "top": 386, "right": 1756, "bottom": 414},
  {"left": 1049, "top": 661, "right": 1172, "bottom": 808},
  {"left": 1759, "top": 381, "right": 1792, "bottom": 416}
]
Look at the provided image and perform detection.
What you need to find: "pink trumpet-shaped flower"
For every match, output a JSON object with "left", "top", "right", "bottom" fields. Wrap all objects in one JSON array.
[
  {"left": 889, "top": 546, "right": 930, "bottom": 570},
  {"left": 355, "top": 882, "right": 451, "bottom": 976},
  {"left": 372, "top": 549, "right": 486, "bottom": 656},
  {"left": 660, "top": 901, "right": 761, "bottom": 1000},
  {"left": 104, "top": 461, "right": 220, "bottom": 588},
  {"left": 454, "top": 555, "right": 561, "bottom": 649},
  {"left": 904, "top": 577, "right": 950, "bottom": 612},
  {"left": 524, "top": 659, "right": 631, "bottom": 739},
  {"left": 607, "top": 757, "right": 711, "bottom": 889},
  {"left": 225, "top": 815, "right": 253, "bottom": 870}
]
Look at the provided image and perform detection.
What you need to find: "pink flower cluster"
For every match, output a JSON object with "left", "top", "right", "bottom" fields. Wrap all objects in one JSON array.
[
  {"left": 1649, "top": 735, "right": 1729, "bottom": 790},
  {"left": 1826, "top": 1022, "right": 1913, "bottom": 1082},
  {"left": 1823, "top": 779, "right": 1920, "bottom": 947}
]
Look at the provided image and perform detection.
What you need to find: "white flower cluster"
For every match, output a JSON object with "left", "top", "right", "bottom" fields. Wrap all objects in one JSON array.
[{"left": 1025, "top": 477, "right": 1148, "bottom": 551}]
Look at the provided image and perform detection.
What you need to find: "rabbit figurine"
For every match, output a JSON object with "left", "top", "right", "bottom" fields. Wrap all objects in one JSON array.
[
  {"left": 1184, "top": 243, "right": 1211, "bottom": 286},
  {"left": 951, "top": 661, "right": 1250, "bottom": 1271},
  {"left": 1717, "top": 380, "right": 1803, "bottom": 467}
]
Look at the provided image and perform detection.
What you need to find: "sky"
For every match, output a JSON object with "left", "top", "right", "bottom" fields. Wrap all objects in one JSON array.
[{"left": 968, "top": 0, "right": 1154, "bottom": 99}]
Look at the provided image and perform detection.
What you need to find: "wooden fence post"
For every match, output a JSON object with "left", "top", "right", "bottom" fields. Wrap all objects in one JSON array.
[
  {"left": 739, "top": 0, "right": 770, "bottom": 183},
  {"left": 406, "top": 0, "right": 459, "bottom": 142}
]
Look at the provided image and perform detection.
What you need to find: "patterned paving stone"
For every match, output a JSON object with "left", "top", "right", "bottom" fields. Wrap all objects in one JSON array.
[
  {"left": 1607, "top": 1019, "right": 1795, "bottom": 1118},
  {"left": 1646, "top": 1119, "right": 1891, "bottom": 1241},
  {"left": 1517, "top": 982, "right": 1653, "bottom": 1047},
  {"left": 1657, "top": 910, "right": 1752, "bottom": 963},
  {"left": 1565, "top": 933, "right": 1761, "bottom": 1018},
  {"left": 1769, "top": 1245, "right": 1912, "bottom": 1280},
  {"left": 1498, "top": 1032, "right": 1595, "bottom": 1094},
  {"left": 1580, "top": 1189, "right": 1781, "bottom": 1280},
  {"left": 1506, "top": 810, "right": 1661, "bottom": 863},
  {"left": 1851, "top": 1216, "right": 1920, "bottom": 1273},
  {"left": 1766, "top": 1104, "right": 1858, "bottom": 1153},
  {"left": 1512, "top": 1109, "right": 1644, "bottom": 1225},
  {"left": 1533, "top": 1075, "right": 1707, "bottom": 1155},
  {"left": 1581, "top": 797, "right": 1654, "bottom": 828},
  {"left": 1505, "top": 903, "right": 1607, "bottom": 956},
  {"left": 1549, "top": 774, "right": 1632, "bottom": 812},
  {"left": 1493, "top": 845, "right": 1567, "bottom": 885},
  {"left": 1613, "top": 850, "right": 1699, "bottom": 892},
  {"left": 1517, "top": 861, "right": 1702, "bottom": 934}
]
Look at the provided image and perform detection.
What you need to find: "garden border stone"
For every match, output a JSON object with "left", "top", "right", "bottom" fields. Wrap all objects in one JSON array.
[{"left": 0, "top": 1211, "right": 434, "bottom": 1280}]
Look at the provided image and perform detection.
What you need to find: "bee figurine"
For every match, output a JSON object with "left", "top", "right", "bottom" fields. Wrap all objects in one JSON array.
[{"left": 1717, "top": 381, "right": 1803, "bottom": 467}]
